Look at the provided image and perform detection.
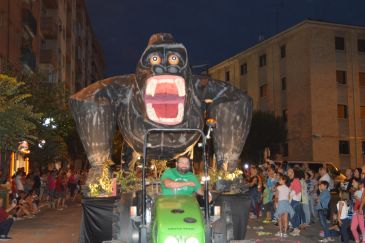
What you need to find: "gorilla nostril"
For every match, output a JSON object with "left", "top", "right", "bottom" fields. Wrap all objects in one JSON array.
[
  {"left": 167, "top": 66, "right": 179, "bottom": 73},
  {"left": 153, "top": 65, "right": 165, "bottom": 74}
]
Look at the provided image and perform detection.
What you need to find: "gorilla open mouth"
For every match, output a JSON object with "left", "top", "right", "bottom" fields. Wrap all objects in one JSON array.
[{"left": 144, "top": 75, "right": 185, "bottom": 125}]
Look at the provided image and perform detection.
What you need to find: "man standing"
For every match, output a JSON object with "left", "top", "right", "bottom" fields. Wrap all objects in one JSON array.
[
  {"left": 319, "top": 167, "right": 334, "bottom": 191},
  {"left": 161, "top": 156, "right": 204, "bottom": 196}
]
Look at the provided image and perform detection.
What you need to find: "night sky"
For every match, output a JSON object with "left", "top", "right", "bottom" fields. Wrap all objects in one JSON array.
[{"left": 85, "top": 0, "right": 365, "bottom": 77}]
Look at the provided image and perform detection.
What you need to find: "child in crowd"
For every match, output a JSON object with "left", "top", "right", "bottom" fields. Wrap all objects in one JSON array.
[
  {"left": 274, "top": 174, "right": 294, "bottom": 238},
  {"left": 316, "top": 180, "right": 335, "bottom": 242},
  {"left": 337, "top": 190, "right": 350, "bottom": 243},
  {"left": 351, "top": 178, "right": 365, "bottom": 243}
]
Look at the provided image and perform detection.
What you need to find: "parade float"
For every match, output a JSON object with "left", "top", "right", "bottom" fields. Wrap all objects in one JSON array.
[{"left": 70, "top": 33, "right": 252, "bottom": 243}]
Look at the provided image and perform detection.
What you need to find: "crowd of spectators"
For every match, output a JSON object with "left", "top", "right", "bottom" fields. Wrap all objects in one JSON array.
[
  {"left": 246, "top": 161, "right": 365, "bottom": 243},
  {"left": 0, "top": 167, "right": 88, "bottom": 240}
]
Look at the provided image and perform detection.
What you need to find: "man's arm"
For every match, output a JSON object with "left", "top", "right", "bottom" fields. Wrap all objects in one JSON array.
[{"left": 162, "top": 179, "right": 195, "bottom": 189}]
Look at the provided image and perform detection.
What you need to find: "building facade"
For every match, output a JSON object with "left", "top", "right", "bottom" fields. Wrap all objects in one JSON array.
[
  {"left": 0, "top": 0, "right": 104, "bottom": 93},
  {"left": 209, "top": 20, "right": 365, "bottom": 169}
]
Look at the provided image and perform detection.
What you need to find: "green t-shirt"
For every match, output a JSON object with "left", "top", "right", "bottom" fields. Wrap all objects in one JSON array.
[{"left": 160, "top": 168, "right": 201, "bottom": 195}]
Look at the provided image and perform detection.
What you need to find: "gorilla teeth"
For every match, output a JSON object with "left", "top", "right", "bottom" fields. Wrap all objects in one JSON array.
[
  {"left": 146, "top": 102, "right": 184, "bottom": 125},
  {"left": 146, "top": 78, "right": 157, "bottom": 96},
  {"left": 175, "top": 77, "right": 185, "bottom": 97},
  {"left": 146, "top": 103, "right": 159, "bottom": 121},
  {"left": 145, "top": 76, "right": 185, "bottom": 97}
]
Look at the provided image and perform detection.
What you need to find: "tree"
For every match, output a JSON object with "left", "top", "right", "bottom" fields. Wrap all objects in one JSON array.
[
  {"left": 20, "top": 72, "right": 77, "bottom": 167},
  {"left": 241, "top": 111, "right": 286, "bottom": 163},
  {"left": 0, "top": 74, "right": 40, "bottom": 151},
  {"left": 0, "top": 74, "right": 41, "bottom": 179}
]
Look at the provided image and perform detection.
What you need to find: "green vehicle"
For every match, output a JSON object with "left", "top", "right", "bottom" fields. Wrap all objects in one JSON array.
[{"left": 112, "top": 127, "right": 250, "bottom": 243}]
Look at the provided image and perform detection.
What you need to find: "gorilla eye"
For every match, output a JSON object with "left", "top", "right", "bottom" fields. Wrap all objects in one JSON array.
[
  {"left": 168, "top": 54, "right": 179, "bottom": 65},
  {"left": 149, "top": 54, "right": 161, "bottom": 65}
]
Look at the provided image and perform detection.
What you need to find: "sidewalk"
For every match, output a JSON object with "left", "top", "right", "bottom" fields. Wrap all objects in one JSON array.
[{"left": 8, "top": 201, "right": 82, "bottom": 243}]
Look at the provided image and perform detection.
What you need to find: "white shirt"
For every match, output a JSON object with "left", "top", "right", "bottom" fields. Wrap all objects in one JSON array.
[
  {"left": 277, "top": 185, "right": 290, "bottom": 201},
  {"left": 336, "top": 200, "right": 349, "bottom": 220},
  {"left": 15, "top": 175, "right": 24, "bottom": 191},
  {"left": 320, "top": 173, "right": 334, "bottom": 190},
  {"left": 354, "top": 189, "right": 364, "bottom": 199}
]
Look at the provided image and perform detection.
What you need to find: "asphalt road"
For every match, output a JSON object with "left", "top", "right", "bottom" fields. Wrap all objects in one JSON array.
[
  {"left": 244, "top": 217, "right": 343, "bottom": 243},
  {"left": 8, "top": 201, "right": 82, "bottom": 243}
]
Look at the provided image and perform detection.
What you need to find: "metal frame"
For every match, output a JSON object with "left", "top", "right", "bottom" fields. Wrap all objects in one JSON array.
[{"left": 140, "top": 128, "right": 210, "bottom": 242}]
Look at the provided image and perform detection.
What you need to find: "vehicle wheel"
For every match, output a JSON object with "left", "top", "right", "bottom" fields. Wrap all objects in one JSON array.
[
  {"left": 112, "top": 192, "right": 138, "bottom": 242},
  {"left": 212, "top": 192, "right": 250, "bottom": 241},
  {"left": 211, "top": 199, "right": 234, "bottom": 243}
]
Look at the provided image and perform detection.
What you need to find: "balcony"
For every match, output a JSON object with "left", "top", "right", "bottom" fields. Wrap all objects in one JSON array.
[
  {"left": 21, "top": 48, "right": 36, "bottom": 71},
  {"left": 22, "top": 9, "right": 37, "bottom": 37},
  {"left": 40, "top": 17, "right": 58, "bottom": 39},
  {"left": 40, "top": 49, "right": 57, "bottom": 68},
  {"left": 43, "top": 0, "right": 57, "bottom": 9}
]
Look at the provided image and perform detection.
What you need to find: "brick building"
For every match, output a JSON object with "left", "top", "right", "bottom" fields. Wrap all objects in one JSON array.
[
  {"left": 209, "top": 20, "right": 365, "bottom": 169},
  {"left": 0, "top": 0, "right": 105, "bottom": 93}
]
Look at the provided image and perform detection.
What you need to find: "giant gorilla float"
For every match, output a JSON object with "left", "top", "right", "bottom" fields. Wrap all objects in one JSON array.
[{"left": 70, "top": 33, "right": 252, "bottom": 243}]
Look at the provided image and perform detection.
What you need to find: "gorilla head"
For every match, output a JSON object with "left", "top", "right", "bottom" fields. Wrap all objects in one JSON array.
[{"left": 136, "top": 33, "right": 193, "bottom": 126}]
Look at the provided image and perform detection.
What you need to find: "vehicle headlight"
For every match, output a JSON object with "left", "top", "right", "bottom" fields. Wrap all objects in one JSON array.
[
  {"left": 186, "top": 237, "right": 199, "bottom": 243},
  {"left": 164, "top": 236, "right": 178, "bottom": 243}
]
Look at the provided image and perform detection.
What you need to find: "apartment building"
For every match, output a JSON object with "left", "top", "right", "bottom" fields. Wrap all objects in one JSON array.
[
  {"left": 209, "top": 20, "right": 365, "bottom": 169},
  {"left": 0, "top": 0, "right": 105, "bottom": 93}
]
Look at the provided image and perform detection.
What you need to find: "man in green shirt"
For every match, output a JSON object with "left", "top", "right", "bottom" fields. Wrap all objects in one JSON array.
[{"left": 161, "top": 156, "right": 203, "bottom": 196}]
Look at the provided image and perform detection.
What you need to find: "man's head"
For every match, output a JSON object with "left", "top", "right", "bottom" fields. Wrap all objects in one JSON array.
[
  {"left": 287, "top": 168, "right": 294, "bottom": 179},
  {"left": 319, "top": 166, "right": 328, "bottom": 177},
  {"left": 176, "top": 156, "right": 191, "bottom": 174},
  {"left": 250, "top": 165, "right": 257, "bottom": 176},
  {"left": 345, "top": 168, "right": 353, "bottom": 178}
]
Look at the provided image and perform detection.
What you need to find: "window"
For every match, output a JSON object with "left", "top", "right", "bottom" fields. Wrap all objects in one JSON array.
[
  {"left": 358, "top": 39, "right": 365, "bottom": 52},
  {"left": 225, "top": 71, "right": 230, "bottom": 82},
  {"left": 335, "top": 37, "right": 345, "bottom": 50},
  {"left": 259, "top": 54, "right": 266, "bottom": 67},
  {"left": 260, "top": 84, "right": 268, "bottom": 97},
  {"left": 282, "top": 109, "right": 288, "bottom": 122},
  {"left": 281, "top": 77, "right": 286, "bottom": 91},
  {"left": 361, "top": 106, "right": 365, "bottom": 119},
  {"left": 339, "top": 140, "right": 350, "bottom": 154},
  {"left": 336, "top": 70, "right": 347, "bottom": 84},
  {"left": 240, "top": 63, "right": 247, "bottom": 75},
  {"left": 280, "top": 45, "right": 286, "bottom": 58},
  {"left": 360, "top": 73, "right": 365, "bottom": 86},
  {"left": 283, "top": 143, "right": 288, "bottom": 157},
  {"left": 337, "top": 104, "right": 348, "bottom": 119}
]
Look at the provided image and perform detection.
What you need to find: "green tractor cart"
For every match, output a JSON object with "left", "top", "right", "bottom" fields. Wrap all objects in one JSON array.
[{"left": 112, "top": 128, "right": 250, "bottom": 243}]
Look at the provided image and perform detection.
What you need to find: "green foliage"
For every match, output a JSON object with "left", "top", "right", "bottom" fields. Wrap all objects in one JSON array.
[
  {"left": 114, "top": 170, "right": 142, "bottom": 193},
  {"left": 0, "top": 74, "right": 41, "bottom": 151},
  {"left": 17, "top": 72, "right": 81, "bottom": 166},
  {"left": 241, "top": 110, "right": 287, "bottom": 163}
]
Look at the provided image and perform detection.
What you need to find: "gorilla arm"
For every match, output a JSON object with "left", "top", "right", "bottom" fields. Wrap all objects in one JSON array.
[
  {"left": 196, "top": 78, "right": 252, "bottom": 171},
  {"left": 69, "top": 75, "right": 134, "bottom": 183}
]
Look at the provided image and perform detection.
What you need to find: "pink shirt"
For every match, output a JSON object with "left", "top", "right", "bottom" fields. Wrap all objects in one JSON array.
[{"left": 290, "top": 178, "right": 302, "bottom": 194}]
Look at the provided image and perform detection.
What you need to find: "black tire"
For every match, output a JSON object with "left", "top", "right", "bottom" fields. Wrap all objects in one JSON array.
[
  {"left": 112, "top": 193, "right": 138, "bottom": 242},
  {"left": 212, "top": 192, "right": 250, "bottom": 242}
]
